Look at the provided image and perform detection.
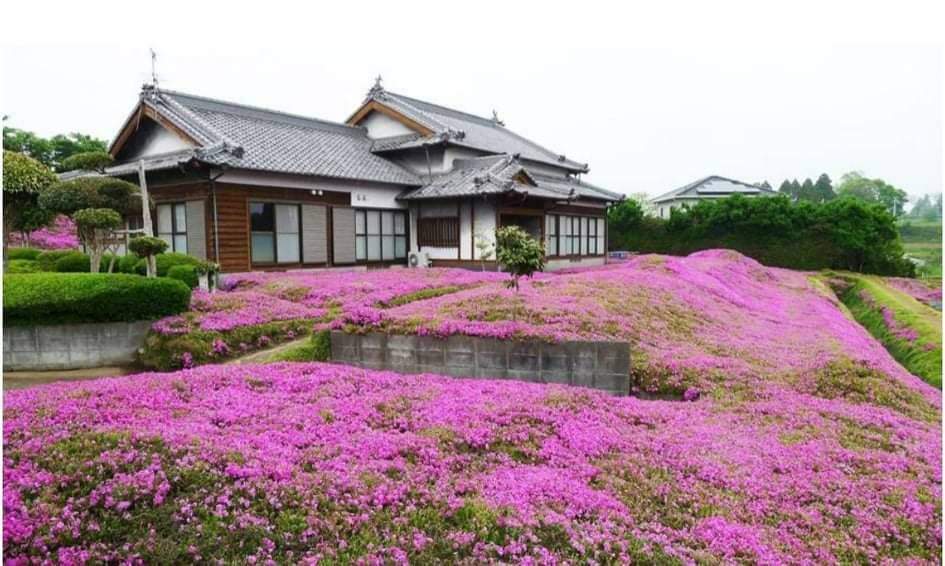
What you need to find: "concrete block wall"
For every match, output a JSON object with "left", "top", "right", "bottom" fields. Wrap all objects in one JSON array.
[
  {"left": 3, "top": 321, "right": 153, "bottom": 371},
  {"left": 331, "top": 331, "right": 630, "bottom": 395}
]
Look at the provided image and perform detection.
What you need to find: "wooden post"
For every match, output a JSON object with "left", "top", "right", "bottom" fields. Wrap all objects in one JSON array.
[{"left": 137, "top": 160, "right": 157, "bottom": 277}]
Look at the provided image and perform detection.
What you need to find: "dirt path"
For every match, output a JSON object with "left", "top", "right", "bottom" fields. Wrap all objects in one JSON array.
[{"left": 224, "top": 337, "right": 310, "bottom": 365}]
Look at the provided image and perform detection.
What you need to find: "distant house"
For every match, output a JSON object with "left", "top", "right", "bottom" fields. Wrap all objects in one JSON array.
[
  {"left": 648, "top": 175, "right": 776, "bottom": 218},
  {"left": 73, "top": 79, "right": 621, "bottom": 273}
]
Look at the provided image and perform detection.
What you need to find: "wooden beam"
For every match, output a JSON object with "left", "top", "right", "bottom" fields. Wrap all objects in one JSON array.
[
  {"left": 346, "top": 100, "right": 435, "bottom": 137},
  {"left": 109, "top": 104, "right": 145, "bottom": 158}
]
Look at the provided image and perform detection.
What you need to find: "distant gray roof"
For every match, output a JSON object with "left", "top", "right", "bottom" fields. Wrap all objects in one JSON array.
[
  {"left": 361, "top": 88, "right": 590, "bottom": 173},
  {"left": 651, "top": 175, "right": 776, "bottom": 203},
  {"left": 111, "top": 87, "right": 420, "bottom": 186},
  {"left": 399, "top": 154, "right": 619, "bottom": 202}
]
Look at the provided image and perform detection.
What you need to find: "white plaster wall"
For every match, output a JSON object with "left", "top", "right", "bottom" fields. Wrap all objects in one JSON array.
[
  {"left": 126, "top": 126, "right": 193, "bottom": 159},
  {"left": 393, "top": 148, "right": 448, "bottom": 176},
  {"left": 424, "top": 246, "right": 459, "bottom": 260},
  {"left": 472, "top": 200, "right": 496, "bottom": 260},
  {"left": 360, "top": 111, "right": 415, "bottom": 138},
  {"left": 216, "top": 170, "right": 407, "bottom": 209},
  {"left": 444, "top": 146, "right": 488, "bottom": 170}
]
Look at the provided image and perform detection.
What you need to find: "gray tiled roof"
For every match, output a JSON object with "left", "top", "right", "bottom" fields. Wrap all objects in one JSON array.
[
  {"left": 399, "top": 154, "right": 619, "bottom": 202},
  {"left": 363, "top": 89, "right": 590, "bottom": 173},
  {"left": 116, "top": 88, "right": 420, "bottom": 186},
  {"left": 651, "top": 175, "right": 776, "bottom": 203}
]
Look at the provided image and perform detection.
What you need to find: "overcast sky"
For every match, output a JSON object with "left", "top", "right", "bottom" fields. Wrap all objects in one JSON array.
[{"left": 1, "top": 2, "right": 942, "bottom": 200}]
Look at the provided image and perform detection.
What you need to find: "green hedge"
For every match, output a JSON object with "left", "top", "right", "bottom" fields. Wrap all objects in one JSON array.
[
  {"left": 6, "top": 259, "right": 41, "bottom": 274},
  {"left": 609, "top": 195, "right": 915, "bottom": 276},
  {"left": 167, "top": 265, "right": 199, "bottom": 289},
  {"left": 36, "top": 250, "right": 78, "bottom": 271},
  {"left": 54, "top": 252, "right": 91, "bottom": 273},
  {"left": 7, "top": 248, "right": 42, "bottom": 261},
  {"left": 3, "top": 273, "right": 192, "bottom": 326},
  {"left": 134, "top": 253, "right": 202, "bottom": 277}
]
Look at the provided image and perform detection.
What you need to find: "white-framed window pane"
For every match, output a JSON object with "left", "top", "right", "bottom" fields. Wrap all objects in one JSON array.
[
  {"left": 356, "top": 236, "right": 367, "bottom": 260},
  {"left": 252, "top": 233, "right": 274, "bottom": 263},
  {"left": 394, "top": 236, "right": 407, "bottom": 258},
  {"left": 597, "top": 218, "right": 605, "bottom": 237},
  {"left": 382, "top": 235, "right": 395, "bottom": 260},
  {"left": 174, "top": 204, "right": 187, "bottom": 232},
  {"left": 381, "top": 211, "right": 394, "bottom": 235},
  {"left": 174, "top": 235, "right": 188, "bottom": 254},
  {"left": 277, "top": 233, "right": 300, "bottom": 263},
  {"left": 562, "top": 216, "right": 571, "bottom": 236},
  {"left": 367, "top": 211, "right": 380, "bottom": 235},
  {"left": 597, "top": 236, "right": 605, "bottom": 255},
  {"left": 563, "top": 235, "right": 571, "bottom": 255},
  {"left": 393, "top": 213, "right": 406, "bottom": 235},
  {"left": 275, "top": 205, "right": 299, "bottom": 234},
  {"left": 367, "top": 235, "right": 381, "bottom": 260},
  {"left": 157, "top": 205, "right": 173, "bottom": 234},
  {"left": 159, "top": 234, "right": 173, "bottom": 251},
  {"left": 355, "top": 211, "right": 366, "bottom": 234}
]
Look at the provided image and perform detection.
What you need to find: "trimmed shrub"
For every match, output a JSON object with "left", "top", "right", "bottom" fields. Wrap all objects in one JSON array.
[
  {"left": 134, "top": 252, "right": 202, "bottom": 277},
  {"left": 6, "top": 260, "right": 41, "bottom": 274},
  {"left": 118, "top": 254, "right": 142, "bottom": 274},
  {"left": 3, "top": 273, "right": 191, "bottom": 326},
  {"left": 98, "top": 254, "right": 121, "bottom": 273},
  {"left": 54, "top": 252, "right": 91, "bottom": 273},
  {"left": 36, "top": 249, "right": 78, "bottom": 271},
  {"left": 7, "top": 248, "right": 42, "bottom": 261},
  {"left": 167, "top": 265, "right": 199, "bottom": 289}
]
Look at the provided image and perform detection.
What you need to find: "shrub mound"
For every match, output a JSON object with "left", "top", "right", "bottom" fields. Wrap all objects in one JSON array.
[
  {"left": 53, "top": 251, "right": 91, "bottom": 273},
  {"left": 3, "top": 273, "right": 192, "bottom": 326},
  {"left": 6, "top": 248, "right": 42, "bottom": 261},
  {"left": 167, "top": 264, "right": 199, "bottom": 289}
]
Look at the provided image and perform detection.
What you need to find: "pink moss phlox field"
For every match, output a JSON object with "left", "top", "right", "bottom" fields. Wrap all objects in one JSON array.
[
  {"left": 152, "top": 268, "right": 507, "bottom": 335},
  {"left": 8, "top": 215, "right": 79, "bottom": 249},
  {"left": 4, "top": 362, "right": 941, "bottom": 563},
  {"left": 885, "top": 277, "right": 943, "bottom": 308},
  {"left": 382, "top": 250, "right": 939, "bottom": 398}
]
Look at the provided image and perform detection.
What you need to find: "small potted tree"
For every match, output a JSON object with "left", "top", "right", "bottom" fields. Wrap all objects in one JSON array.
[
  {"left": 495, "top": 225, "right": 545, "bottom": 291},
  {"left": 129, "top": 236, "right": 168, "bottom": 278}
]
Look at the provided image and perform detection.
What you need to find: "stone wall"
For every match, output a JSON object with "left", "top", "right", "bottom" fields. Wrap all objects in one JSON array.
[
  {"left": 3, "top": 321, "right": 153, "bottom": 371},
  {"left": 331, "top": 331, "right": 630, "bottom": 395}
]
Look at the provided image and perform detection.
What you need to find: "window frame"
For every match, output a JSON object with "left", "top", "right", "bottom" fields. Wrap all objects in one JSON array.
[
  {"left": 156, "top": 202, "right": 188, "bottom": 254},
  {"left": 548, "top": 213, "right": 606, "bottom": 259},
  {"left": 355, "top": 208, "right": 408, "bottom": 263},
  {"left": 249, "top": 201, "right": 303, "bottom": 266}
]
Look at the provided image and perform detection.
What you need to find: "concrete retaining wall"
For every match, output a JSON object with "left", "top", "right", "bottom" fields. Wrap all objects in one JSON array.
[
  {"left": 3, "top": 321, "right": 153, "bottom": 371},
  {"left": 331, "top": 331, "right": 630, "bottom": 395}
]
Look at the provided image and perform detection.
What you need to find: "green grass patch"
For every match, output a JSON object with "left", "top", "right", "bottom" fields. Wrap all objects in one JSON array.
[
  {"left": 828, "top": 274, "right": 941, "bottom": 388},
  {"left": 379, "top": 285, "right": 463, "bottom": 307},
  {"left": 264, "top": 330, "right": 332, "bottom": 362}
]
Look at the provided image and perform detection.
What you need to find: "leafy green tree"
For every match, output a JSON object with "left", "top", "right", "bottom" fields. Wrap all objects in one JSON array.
[
  {"left": 836, "top": 171, "right": 908, "bottom": 217},
  {"left": 2, "top": 150, "right": 57, "bottom": 259},
  {"left": 60, "top": 151, "right": 114, "bottom": 173},
  {"left": 129, "top": 236, "right": 169, "bottom": 278},
  {"left": 798, "top": 178, "right": 816, "bottom": 202},
  {"left": 40, "top": 177, "right": 143, "bottom": 217},
  {"left": 495, "top": 225, "right": 545, "bottom": 291},
  {"left": 908, "top": 194, "right": 942, "bottom": 221},
  {"left": 607, "top": 198, "right": 644, "bottom": 250},
  {"left": 813, "top": 173, "right": 835, "bottom": 203},
  {"left": 756, "top": 180, "right": 772, "bottom": 190},
  {"left": 778, "top": 179, "right": 793, "bottom": 197},
  {"left": 3, "top": 125, "right": 107, "bottom": 171},
  {"left": 73, "top": 208, "right": 122, "bottom": 273}
]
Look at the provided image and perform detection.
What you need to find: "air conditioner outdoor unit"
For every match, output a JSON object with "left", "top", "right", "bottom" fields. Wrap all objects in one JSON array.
[{"left": 408, "top": 251, "right": 430, "bottom": 268}]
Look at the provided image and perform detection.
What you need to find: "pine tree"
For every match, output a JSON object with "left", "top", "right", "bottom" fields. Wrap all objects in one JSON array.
[
  {"left": 813, "top": 173, "right": 835, "bottom": 203},
  {"left": 799, "top": 178, "right": 815, "bottom": 202}
]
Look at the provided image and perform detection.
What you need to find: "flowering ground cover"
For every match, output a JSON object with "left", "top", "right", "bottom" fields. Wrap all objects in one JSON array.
[
  {"left": 8, "top": 215, "right": 79, "bottom": 249},
  {"left": 142, "top": 268, "right": 506, "bottom": 369},
  {"left": 351, "top": 250, "right": 938, "bottom": 398},
  {"left": 4, "top": 360, "right": 940, "bottom": 563},
  {"left": 884, "top": 276, "right": 943, "bottom": 310},
  {"left": 828, "top": 273, "right": 943, "bottom": 389}
]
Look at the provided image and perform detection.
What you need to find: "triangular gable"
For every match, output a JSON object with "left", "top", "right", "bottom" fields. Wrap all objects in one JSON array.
[
  {"left": 346, "top": 99, "right": 436, "bottom": 137},
  {"left": 109, "top": 100, "right": 200, "bottom": 158}
]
